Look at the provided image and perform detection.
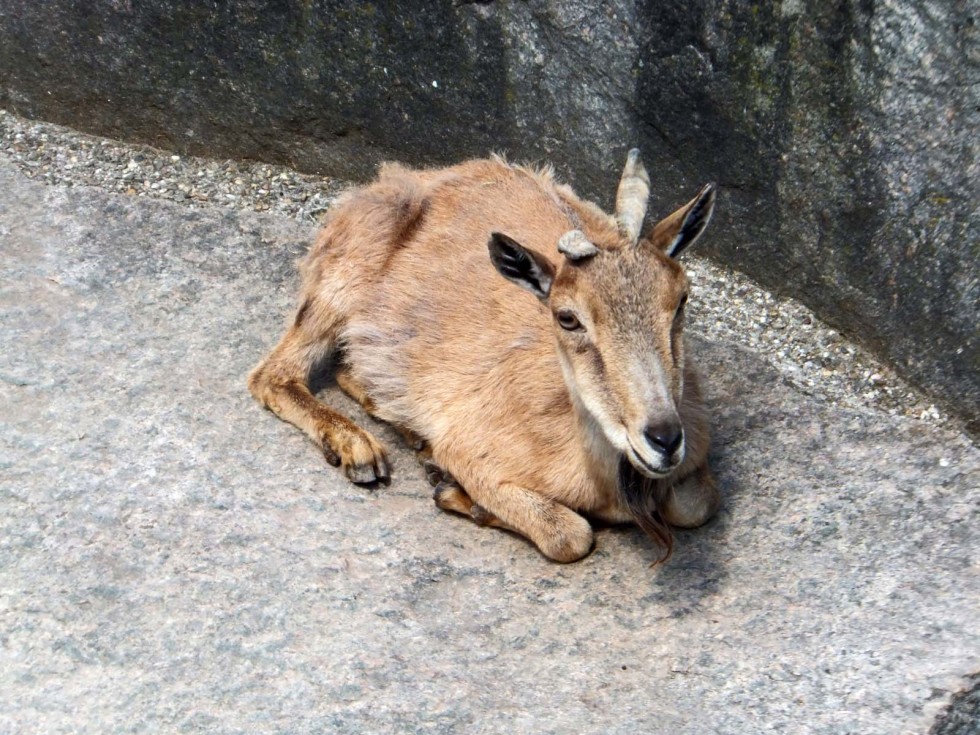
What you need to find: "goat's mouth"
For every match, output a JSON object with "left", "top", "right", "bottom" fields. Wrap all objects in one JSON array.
[{"left": 625, "top": 439, "right": 674, "bottom": 479}]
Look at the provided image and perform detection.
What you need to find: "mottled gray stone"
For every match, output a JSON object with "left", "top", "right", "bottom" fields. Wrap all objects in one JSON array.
[
  {"left": 1, "top": 0, "right": 976, "bottom": 433},
  {"left": 0, "top": 160, "right": 977, "bottom": 734},
  {"left": 931, "top": 675, "right": 980, "bottom": 735}
]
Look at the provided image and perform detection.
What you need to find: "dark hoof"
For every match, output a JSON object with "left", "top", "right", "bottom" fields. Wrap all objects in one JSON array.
[
  {"left": 423, "top": 459, "right": 454, "bottom": 488},
  {"left": 432, "top": 482, "right": 452, "bottom": 502},
  {"left": 470, "top": 504, "right": 494, "bottom": 527},
  {"left": 346, "top": 464, "right": 376, "bottom": 484},
  {"left": 345, "top": 458, "right": 391, "bottom": 486},
  {"left": 322, "top": 445, "right": 341, "bottom": 467},
  {"left": 433, "top": 480, "right": 471, "bottom": 516}
]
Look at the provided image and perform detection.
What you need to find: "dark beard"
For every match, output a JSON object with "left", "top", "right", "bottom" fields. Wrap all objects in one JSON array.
[{"left": 618, "top": 456, "right": 674, "bottom": 563}]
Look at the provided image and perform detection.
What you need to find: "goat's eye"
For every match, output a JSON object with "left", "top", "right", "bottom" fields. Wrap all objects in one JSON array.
[{"left": 556, "top": 310, "right": 584, "bottom": 332}]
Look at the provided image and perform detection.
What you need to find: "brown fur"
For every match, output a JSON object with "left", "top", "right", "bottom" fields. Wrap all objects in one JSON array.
[{"left": 248, "top": 154, "right": 720, "bottom": 562}]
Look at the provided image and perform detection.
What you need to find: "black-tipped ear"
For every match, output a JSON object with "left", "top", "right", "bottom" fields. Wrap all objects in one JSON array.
[
  {"left": 488, "top": 232, "right": 556, "bottom": 300},
  {"left": 649, "top": 183, "right": 716, "bottom": 258}
]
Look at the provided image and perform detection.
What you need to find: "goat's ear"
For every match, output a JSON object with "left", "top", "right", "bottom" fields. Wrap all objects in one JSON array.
[
  {"left": 647, "top": 183, "right": 716, "bottom": 258},
  {"left": 488, "top": 232, "right": 555, "bottom": 300}
]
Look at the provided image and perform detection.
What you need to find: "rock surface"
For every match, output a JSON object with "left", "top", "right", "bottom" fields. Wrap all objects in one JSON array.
[
  {"left": 1, "top": 159, "right": 978, "bottom": 733},
  {"left": 931, "top": 674, "right": 980, "bottom": 735},
  {"left": 0, "top": 0, "right": 976, "bottom": 433}
]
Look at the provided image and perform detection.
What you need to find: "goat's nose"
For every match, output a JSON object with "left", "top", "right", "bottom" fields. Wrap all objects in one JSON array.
[{"left": 644, "top": 422, "right": 683, "bottom": 457}]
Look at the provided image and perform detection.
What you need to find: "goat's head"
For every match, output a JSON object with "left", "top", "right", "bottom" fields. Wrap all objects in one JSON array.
[{"left": 488, "top": 149, "right": 715, "bottom": 480}]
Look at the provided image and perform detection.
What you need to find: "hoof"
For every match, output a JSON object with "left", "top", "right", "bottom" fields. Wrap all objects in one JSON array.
[
  {"left": 329, "top": 429, "right": 390, "bottom": 486},
  {"left": 322, "top": 445, "right": 341, "bottom": 467},
  {"left": 423, "top": 459, "right": 456, "bottom": 488},
  {"left": 346, "top": 462, "right": 390, "bottom": 486},
  {"left": 470, "top": 504, "right": 496, "bottom": 527},
  {"left": 433, "top": 481, "right": 470, "bottom": 515}
]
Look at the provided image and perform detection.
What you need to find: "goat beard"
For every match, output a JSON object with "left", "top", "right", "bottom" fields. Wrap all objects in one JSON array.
[{"left": 618, "top": 456, "right": 674, "bottom": 564}]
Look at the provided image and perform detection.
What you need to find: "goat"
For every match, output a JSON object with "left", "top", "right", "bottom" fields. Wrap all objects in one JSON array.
[{"left": 248, "top": 150, "right": 720, "bottom": 562}]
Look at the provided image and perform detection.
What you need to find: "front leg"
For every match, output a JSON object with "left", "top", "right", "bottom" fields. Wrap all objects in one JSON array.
[
  {"left": 655, "top": 463, "right": 720, "bottom": 528},
  {"left": 423, "top": 459, "right": 506, "bottom": 528},
  {"left": 336, "top": 369, "right": 426, "bottom": 451},
  {"left": 468, "top": 482, "right": 595, "bottom": 563},
  {"left": 248, "top": 325, "right": 390, "bottom": 485}
]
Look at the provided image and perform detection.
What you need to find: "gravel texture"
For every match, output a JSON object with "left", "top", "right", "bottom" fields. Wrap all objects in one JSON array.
[{"left": 0, "top": 109, "right": 959, "bottom": 432}]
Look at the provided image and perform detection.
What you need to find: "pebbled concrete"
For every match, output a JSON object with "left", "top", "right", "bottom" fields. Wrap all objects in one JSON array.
[{"left": 0, "top": 158, "right": 977, "bottom": 734}]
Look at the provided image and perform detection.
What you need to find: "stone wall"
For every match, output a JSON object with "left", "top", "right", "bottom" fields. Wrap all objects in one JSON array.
[{"left": 1, "top": 0, "right": 976, "bottom": 431}]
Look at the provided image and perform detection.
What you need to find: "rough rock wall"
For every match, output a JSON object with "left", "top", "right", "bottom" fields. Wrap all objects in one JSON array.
[{"left": 1, "top": 0, "right": 976, "bottom": 430}]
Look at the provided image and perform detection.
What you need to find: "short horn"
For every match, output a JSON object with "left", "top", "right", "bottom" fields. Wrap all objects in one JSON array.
[
  {"left": 615, "top": 148, "right": 651, "bottom": 244},
  {"left": 557, "top": 230, "right": 599, "bottom": 261}
]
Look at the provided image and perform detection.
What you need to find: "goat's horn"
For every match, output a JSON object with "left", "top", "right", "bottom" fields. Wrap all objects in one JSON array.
[
  {"left": 557, "top": 230, "right": 598, "bottom": 261},
  {"left": 615, "top": 148, "right": 650, "bottom": 244}
]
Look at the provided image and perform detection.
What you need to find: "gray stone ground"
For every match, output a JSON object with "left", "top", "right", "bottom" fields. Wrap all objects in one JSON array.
[{"left": 1, "top": 157, "right": 977, "bottom": 734}]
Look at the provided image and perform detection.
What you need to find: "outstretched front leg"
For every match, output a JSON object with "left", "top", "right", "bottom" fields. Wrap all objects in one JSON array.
[{"left": 248, "top": 316, "right": 390, "bottom": 485}]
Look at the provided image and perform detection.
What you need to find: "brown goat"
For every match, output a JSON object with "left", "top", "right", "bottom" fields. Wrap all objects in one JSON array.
[{"left": 248, "top": 150, "right": 720, "bottom": 562}]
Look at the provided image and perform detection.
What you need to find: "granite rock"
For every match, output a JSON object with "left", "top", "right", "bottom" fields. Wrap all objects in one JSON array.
[
  {"left": 931, "top": 674, "right": 980, "bottom": 735},
  {"left": 0, "top": 160, "right": 978, "bottom": 732}
]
